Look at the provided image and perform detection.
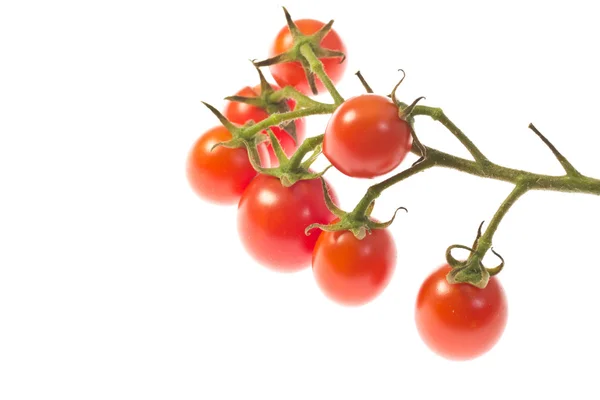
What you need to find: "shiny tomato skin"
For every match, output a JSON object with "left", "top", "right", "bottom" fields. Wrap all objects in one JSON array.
[
  {"left": 223, "top": 85, "right": 306, "bottom": 165},
  {"left": 415, "top": 264, "right": 508, "bottom": 361},
  {"left": 312, "top": 227, "right": 397, "bottom": 306},
  {"left": 237, "top": 175, "right": 337, "bottom": 271},
  {"left": 324, "top": 94, "right": 412, "bottom": 178},
  {"left": 269, "top": 19, "right": 346, "bottom": 95},
  {"left": 186, "top": 126, "right": 268, "bottom": 205}
]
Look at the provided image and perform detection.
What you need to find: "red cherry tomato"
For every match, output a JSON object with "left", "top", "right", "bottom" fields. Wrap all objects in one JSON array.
[
  {"left": 324, "top": 94, "right": 413, "bottom": 178},
  {"left": 223, "top": 84, "right": 306, "bottom": 165},
  {"left": 237, "top": 175, "right": 337, "bottom": 271},
  {"left": 186, "top": 126, "right": 269, "bottom": 204},
  {"left": 312, "top": 226, "right": 396, "bottom": 306},
  {"left": 415, "top": 264, "right": 508, "bottom": 360},
  {"left": 269, "top": 19, "right": 346, "bottom": 95}
]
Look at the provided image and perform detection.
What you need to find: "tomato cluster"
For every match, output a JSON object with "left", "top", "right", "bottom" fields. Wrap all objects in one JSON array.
[{"left": 186, "top": 11, "right": 507, "bottom": 361}]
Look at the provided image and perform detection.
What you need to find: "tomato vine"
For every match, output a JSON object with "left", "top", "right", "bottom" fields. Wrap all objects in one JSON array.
[{"left": 188, "top": 6, "right": 600, "bottom": 360}]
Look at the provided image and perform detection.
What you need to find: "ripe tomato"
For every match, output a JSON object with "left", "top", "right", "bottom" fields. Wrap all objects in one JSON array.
[
  {"left": 237, "top": 175, "right": 337, "bottom": 272},
  {"left": 223, "top": 84, "right": 306, "bottom": 165},
  {"left": 312, "top": 226, "right": 396, "bottom": 306},
  {"left": 269, "top": 19, "right": 346, "bottom": 95},
  {"left": 323, "top": 94, "right": 412, "bottom": 178},
  {"left": 186, "top": 126, "right": 269, "bottom": 205},
  {"left": 415, "top": 264, "right": 508, "bottom": 360}
]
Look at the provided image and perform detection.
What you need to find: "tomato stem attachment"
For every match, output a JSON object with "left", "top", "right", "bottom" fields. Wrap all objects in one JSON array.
[
  {"left": 200, "top": 101, "right": 270, "bottom": 162},
  {"left": 351, "top": 157, "right": 436, "bottom": 218},
  {"left": 253, "top": 7, "right": 346, "bottom": 100},
  {"left": 305, "top": 177, "right": 409, "bottom": 240},
  {"left": 305, "top": 179, "right": 406, "bottom": 239},
  {"left": 248, "top": 132, "right": 327, "bottom": 187},
  {"left": 299, "top": 44, "right": 345, "bottom": 105},
  {"left": 446, "top": 183, "right": 529, "bottom": 287},
  {"left": 224, "top": 63, "right": 300, "bottom": 143}
]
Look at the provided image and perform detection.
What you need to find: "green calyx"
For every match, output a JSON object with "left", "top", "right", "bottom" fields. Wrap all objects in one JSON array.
[
  {"left": 445, "top": 222, "right": 505, "bottom": 289},
  {"left": 254, "top": 7, "right": 346, "bottom": 96},
  {"left": 305, "top": 178, "right": 407, "bottom": 240},
  {"left": 224, "top": 63, "right": 299, "bottom": 144},
  {"left": 200, "top": 101, "right": 271, "bottom": 173},
  {"left": 253, "top": 133, "right": 329, "bottom": 187}
]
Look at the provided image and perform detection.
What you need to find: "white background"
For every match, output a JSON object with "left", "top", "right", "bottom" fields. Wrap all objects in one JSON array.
[{"left": 2, "top": 0, "right": 600, "bottom": 399}]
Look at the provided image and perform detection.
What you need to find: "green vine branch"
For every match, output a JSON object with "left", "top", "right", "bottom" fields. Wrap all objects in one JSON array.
[
  {"left": 240, "top": 100, "right": 335, "bottom": 139},
  {"left": 407, "top": 104, "right": 489, "bottom": 164},
  {"left": 476, "top": 183, "right": 530, "bottom": 256}
]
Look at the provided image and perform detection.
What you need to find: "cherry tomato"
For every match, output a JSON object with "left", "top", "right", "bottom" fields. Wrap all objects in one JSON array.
[
  {"left": 312, "top": 226, "right": 396, "bottom": 306},
  {"left": 269, "top": 19, "right": 346, "bottom": 95},
  {"left": 324, "top": 94, "right": 412, "bottom": 178},
  {"left": 186, "top": 126, "right": 269, "bottom": 205},
  {"left": 415, "top": 264, "right": 508, "bottom": 360},
  {"left": 223, "top": 84, "right": 306, "bottom": 165},
  {"left": 237, "top": 175, "right": 337, "bottom": 272}
]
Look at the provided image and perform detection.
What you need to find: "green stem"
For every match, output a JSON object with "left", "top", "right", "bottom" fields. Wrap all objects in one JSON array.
[
  {"left": 269, "top": 86, "right": 326, "bottom": 109},
  {"left": 300, "top": 44, "right": 345, "bottom": 105},
  {"left": 352, "top": 158, "right": 437, "bottom": 216},
  {"left": 242, "top": 103, "right": 336, "bottom": 138},
  {"left": 407, "top": 104, "right": 489, "bottom": 163},
  {"left": 352, "top": 144, "right": 600, "bottom": 219},
  {"left": 476, "top": 183, "right": 530, "bottom": 254},
  {"left": 288, "top": 134, "right": 324, "bottom": 171},
  {"left": 426, "top": 147, "right": 600, "bottom": 194}
]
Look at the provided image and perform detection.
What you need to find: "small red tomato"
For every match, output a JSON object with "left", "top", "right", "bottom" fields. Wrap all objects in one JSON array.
[
  {"left": 269, "top": 19, "right": 346, "bottom": 95},
  {"left": 324, "top": 94, "right": 412, "bottom": 178},
  {"left": 312, "top": 227, "right": 396, "bottom": 306},
  {"left": 237, "top": 175, "right": 337, "bottom": 272},
  {"left": 223, "top": 84, "right": 306, "bottom": 165},
  {"left": 186, "top": 126, "right": 269, "bottom": 205},
  {"left": 415, "top": 264, "right": 508, "bottom": 361}
]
